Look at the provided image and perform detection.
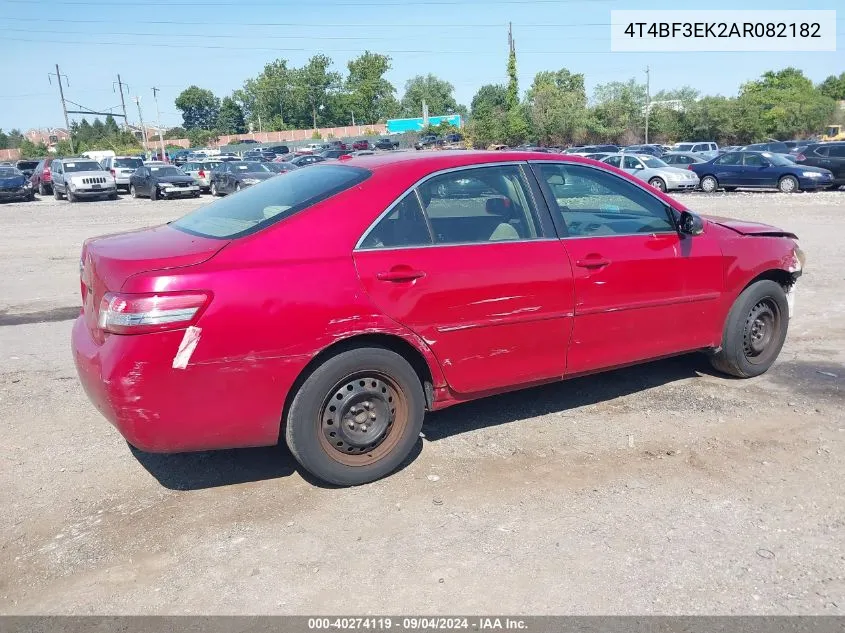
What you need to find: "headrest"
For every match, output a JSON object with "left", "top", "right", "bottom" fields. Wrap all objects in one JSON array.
[{"left": 486, "top": 197, "right": 513, "bottom": 218}]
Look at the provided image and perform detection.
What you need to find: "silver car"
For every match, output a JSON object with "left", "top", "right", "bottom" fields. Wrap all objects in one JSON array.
[
  {"left": 181, "top": 159, "right": 222, "bottom": 192},
  {"left": 50, "top": 158, "right": 117, "bottom": 202},
  {"left": 661, "top": 152, "right": 707, "bottom": 167},
  {"left": 100, "top": 155, "right": 144, "bottom": 192},
  {"left": 601, "top": 153, "right": 699, "bottom": 192}
]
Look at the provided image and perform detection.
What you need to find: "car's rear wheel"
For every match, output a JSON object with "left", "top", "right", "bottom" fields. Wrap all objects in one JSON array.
[
  {"left": 53, "top": 186, "right": 62, "bottom": 200},
  {"left": 210, "top": 182, "right": 219, "bottom": 197},
  {"left": 285, "top": 347, "right": 425, "bottom": 486},
  {"left": 67, "top": 189, "right": 77, "bottom": 203},
  {"left": 648, "top": 177, "right": 666, "bottom": 192},
  {"left": 700, "top": 175, "right": 718, "bottom": 193},
  {"left": 235, "top": 183, "right": 242, "bottom": 192},
  {"left": 710, "top": 280, "right": 790, "bottom": 378},
  {"left": 778, "top": 175, "right": 799, "bottom": 193},
  {"left": 130, "top": 184, "right": 138, "bottom": 198},
  {"left": 38, "top": 182, "right": 46, "bottom": 196}
]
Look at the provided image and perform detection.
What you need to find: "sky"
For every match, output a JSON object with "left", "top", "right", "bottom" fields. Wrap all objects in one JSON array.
[{"left": 0, "top": 0, "right": 842, "bottom": 131}]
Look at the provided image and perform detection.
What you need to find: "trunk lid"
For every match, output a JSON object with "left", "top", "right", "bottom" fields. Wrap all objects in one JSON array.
[
  {"left": 80, "top": 224, "right": 228, "bottom": 334},
  {"left": 704, "top": 215, "right": 797, "bottom": 238}
]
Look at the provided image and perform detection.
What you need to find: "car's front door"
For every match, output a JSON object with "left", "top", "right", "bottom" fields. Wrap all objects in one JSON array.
[
  {"left": 742, "top": 152, "right": 776, "bottom": 188},
  {"left": 531, "top": 161, "right": 724, "bottom": 375},
  {"left": 53, "top": 161, "right": 65, "bottom": 192},
  {"left": 354, "top": 163, "right": 575, "bottom": 395}
]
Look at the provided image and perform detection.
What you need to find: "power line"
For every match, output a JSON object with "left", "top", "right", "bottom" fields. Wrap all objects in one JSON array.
[{"left": 5, "top": 0, "right": 616, "bottom": 6}]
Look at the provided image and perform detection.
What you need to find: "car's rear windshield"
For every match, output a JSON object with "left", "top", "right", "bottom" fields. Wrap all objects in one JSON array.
[
  {"left": 172, "top": 164, "right": 370, "bottom": 239},
  {"left": 0, "top": 168, "right": 22, "bottom": 178},
  {"left": 17, "top": 161, "right": 39, "bottom": 169},
  {"left": 115, "top": 158, "right": 143, "bottom": 168}
]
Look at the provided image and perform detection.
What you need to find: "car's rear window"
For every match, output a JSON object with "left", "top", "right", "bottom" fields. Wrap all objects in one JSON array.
[
  {"left": 172, "top": 164, "right": 370, "bottom": 239},
  {"left": 114, "top": 158, "right": 143, "bottom": 168}
]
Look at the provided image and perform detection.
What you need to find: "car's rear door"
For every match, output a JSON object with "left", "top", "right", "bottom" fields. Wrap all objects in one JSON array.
[
  {"left": 742, "top": 152, "right": 776, "bottom": 188},
  {"left": 530, "top": 161, "right": 724, "bottom": 375},
  {"left": 354, "top": 162, "right": 575, "bottom": 395}
]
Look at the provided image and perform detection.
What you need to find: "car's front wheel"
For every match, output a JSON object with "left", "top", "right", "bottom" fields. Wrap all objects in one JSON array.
[
  {"left": 53, "top": 186, "right": 62, "bottom": 200},
  {"left": 710, "top": 280, "right": 790, "bottom": 378},
  {"left": 285, "top": 347, "right": 426, "bottom": 486},
  {"left": 648, "top": 177, "right": 666, "bottom": 192},
  {"left": 150, "top": 185, "right": 158, "bottom": 201},
  {"left": 38, "top": 182, "right": 46, "bottom": 196},
  {"left": 778, "top": 175, "right": 799, "bottom": 193},
  {"left": 130, "top": 184, "right": 138, "bottom": 198},
  {"left": 700, "top": 175, "right": 718, "bottom": 193},
  {"left": 210, "top": 182, "right": 219, "bottom": 197}
]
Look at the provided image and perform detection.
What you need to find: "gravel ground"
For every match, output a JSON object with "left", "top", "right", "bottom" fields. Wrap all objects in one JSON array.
[{"left": 0, "top": 190, "right": 843, "bottom": 614}]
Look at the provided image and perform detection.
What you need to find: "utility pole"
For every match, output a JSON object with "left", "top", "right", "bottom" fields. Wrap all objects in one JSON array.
[
  {"left": 351, "top": 111, "right": 355, "bottom": 127},
  {"left": 114, "top": 75, "right": 129, "bottom": 130},
  {"left": 151, "top": 87, "right": 168, "bottom": 162},
  {"left": 49, "top": 64, "right": 73, "bottom": 154},
  {"left": 644, "top": 65, "right": 651, "bottom": 144},
  {"left": 132, "top": 96, "right": 148, "bottom": 156}
]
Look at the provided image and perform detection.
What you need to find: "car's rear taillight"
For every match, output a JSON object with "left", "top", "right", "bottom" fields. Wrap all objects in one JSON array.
[
  {"left": 795, "top": 153, "right": 806, "bottom": 162},
  {"left": 98, "top": 291, "right": 210, "bottom": 335},
  {"left": 110, "top": 169, "right": 116, "bottom": 178},
  {"left": 198, "top": 170, "right": 205, "bottom": 178},
  {"left": 687, "top": 164, "right": 695, "bottom": 170}
]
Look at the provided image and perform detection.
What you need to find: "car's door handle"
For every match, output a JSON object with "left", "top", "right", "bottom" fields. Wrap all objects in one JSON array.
[
  {"left": 376, "top": 268, "right": 426, "bottom": 282},
  {"left": 575, "top": 257, "right": 611, "bottom": 269}
]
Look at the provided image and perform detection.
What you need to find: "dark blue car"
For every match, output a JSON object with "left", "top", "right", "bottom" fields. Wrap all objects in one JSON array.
[
  {"left": 690, "top": 150, "right": 834, "bottom": 193},
  {"left": 0, "top": 166, "right": 35, "bottom": 202}
]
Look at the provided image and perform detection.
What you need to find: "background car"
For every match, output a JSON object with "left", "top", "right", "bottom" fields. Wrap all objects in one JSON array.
[
  {"left": 374, "top": 138, "right": 399, "bottom": 150},
  {"left": 319, "top": 149, "right": 352, "bottom": 160},
  {"left": 51, "top": 158, "right": 117, "bottom": 202},
  {"left": 243, "top": 150, "right": 268, "bottom": 162},
  {"left": 621, "top": 144, "right": 664, "bottom": 157},
  {"left": 100, "top": 155, "right": 144, "bottom": 192},
  {"left": 181, "top": 159, "right": 223, "bottom": 192},
  {"left": 689, "top": 150, "right": 834, "bottom": 193},
  {"left": 130, "top": 164, "right": 200, "bottom": 200},
  {"left": 601, "top": 153, "right": 699, "bottom": 192},
  {"left": 661, "top": 152, "right": 707, "bottom": 166},
  {"left": 283, "top": 154, "right": 326, "bottom": 167},
  {"left": 414, "top": 135, "right": 443, "bottom": 150},
  {"left": 581, "top": 152, "right": 612, "bottom": 161},
  {"left": 740, "top": 142, "right": 790, "bottom": 154},
  {"left": 14, "top": 160, "right": 40, "bottom": 179},
  {"left": 264, "top": 162, "right": 298, "bottom": 174},
  {"left": 261, "top": 145, "right": 290, "bottom": 156},
  {"left": 352, "top": 140, "right": 371, "bottom": 151},
  {"left": 29, "top": 157, "right": 56, "bottom": 195},
  {"left": 0, "top": 165, "right": 35, "bottom": 202},
  {"left": 209, "top": 161, "right": 276, "bottom": 196},
  {"left": 170, "top": 149, "right": 193, "bottom": 166},
  {"left": 673, "top": 142, "right": 719, "bottom": 159},
  {"left": 564, "top": 144, "right": 620, "bottom": 156},
  {"left": 792, "top": 142, "right": 845, "bottom": 189}
]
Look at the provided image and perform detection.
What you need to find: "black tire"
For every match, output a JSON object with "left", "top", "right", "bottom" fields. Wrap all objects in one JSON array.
[
  {"left": 235, "top": 182, "right": 241, "bottom": 192},
  {"left": 53, "top": 186, "right": 62, "bottom": 200},
  {"left": 778, "top": 175, "right": 799, "bottom": 193},
  {"left": 108, "top": 191, "right": 118, "bottom": 201},
  {"left": 130, "top": 184, "right": 138, "bottom": 198},
  {"left": 826, "top": 185, "right": 841, "bottom": 191},
  {"left": 710, "top": 280, "right": 790, "bottom": 378},
  {"left": 210, "top": 182, "right": 219, "bottom": 197},
  {"left": 724, "top": 186, "right": 737, "bottom": 192},
  {"left": 648, "top": 177, "right": 666, "bottom": 192},
  {"left": 285, "top": 347, "right": 425, "bottom": 486},
  {"left": 700, "top": 175, "right": 718, "bottom": 193},
  {"left": 38, "top": 182, "right": 46, "bottom": 196},
  {"left": 150, "top": 186, "right": 158, "bottom": 201},
  {"left": 67, "top": 189, "right": 77, "bottom": 203}
]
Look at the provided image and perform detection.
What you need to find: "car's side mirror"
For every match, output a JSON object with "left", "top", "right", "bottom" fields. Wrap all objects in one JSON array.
[{"left": 678, "top": 210, "right": 704, "bottom": 236}]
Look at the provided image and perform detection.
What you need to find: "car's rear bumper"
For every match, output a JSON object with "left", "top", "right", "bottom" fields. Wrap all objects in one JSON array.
[{"left": 72, "top": 316, "right": 293, "bottom": 453}]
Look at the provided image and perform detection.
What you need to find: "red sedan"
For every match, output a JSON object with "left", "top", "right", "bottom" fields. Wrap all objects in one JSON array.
[{"left": 72, "top": 152, "right": 804, "bottom": 485}]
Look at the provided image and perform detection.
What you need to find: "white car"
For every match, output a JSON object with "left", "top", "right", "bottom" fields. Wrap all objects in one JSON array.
[
  {"left": 601, "top": 153, "right": 700, "bottom": 192},
  {"left": 50, "top": 158, "right": 118, "bottom": 202}
]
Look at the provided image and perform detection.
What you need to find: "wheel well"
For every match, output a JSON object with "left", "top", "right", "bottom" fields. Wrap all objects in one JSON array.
[
  {"left": 279, "top": 334, "right": 435, "bottom": 439},
  {"left": 743, "top": 268, "right": 795, "bottom": 293}
]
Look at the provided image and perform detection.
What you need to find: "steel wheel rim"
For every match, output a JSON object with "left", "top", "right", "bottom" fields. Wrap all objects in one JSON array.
[
  {"left": 317, "top": 371, "right": 409, "bottom": 466},
  {"left": 781, "top": 177, "right": 795, "bottom": 193},
  {"left": 743, "top": 298, "right": 780, "bottom": 364},
  {"left": 702, "top": 177, "right": 715, "bottom": 192},
  {"left": 650, "top": 178, "right": 665, "bottom": 191}
]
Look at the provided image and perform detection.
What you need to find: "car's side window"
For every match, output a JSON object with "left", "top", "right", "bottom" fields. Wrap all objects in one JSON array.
[
  {"left": 622, "top": 156, "right": 641, "bottom": 170},
  {"left": 415, "top": 165, "right": 541, "bottom": 244},
  {"left": 603, "top": 156, "right": 621, "bottom": 168},
  {"left": 744, "top": 153, "right": 766, "bottom": 167},
  {"left": 535, "top": 163, "right": 675, "bottom": 237},
  {"left": 828, "top": 145, "right": 845, "bottom": 158},
  {"left": 715, "top": 153, "right": 742, "bottom": 165},
  {"left": 359, "top": 191, "right": 433, "bottom": 249},
  {"left": 813, "top": 146, "right": 829, "bottom": 157}
]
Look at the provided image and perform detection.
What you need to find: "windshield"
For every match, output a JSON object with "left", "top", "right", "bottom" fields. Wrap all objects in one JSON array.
[
  {"left": 173, "top": 165, "right": 370, "bottom": 239},
  {"left": 763, "top": 153, "right": 793, "bottom": 166},
  {"left": 150, "top": 166, "right": 183, "bottom": 177},
  {"left": 17, "top": 161, "right": 39, "bottom": 169},
  {"left": 640, "top": 156, "right": 668, "bottom": 168},
  {"left": 64, "top": 161, "right": 102, "bottom": 172},
  {"left": 0, "top": 168, "right": 23, "bottom": 178},
  {"left": 676, "top": 144, "right": 694, "bottom": 151},
  {"left": 114, "top": 158, "right": 143, "bottom": 169}
]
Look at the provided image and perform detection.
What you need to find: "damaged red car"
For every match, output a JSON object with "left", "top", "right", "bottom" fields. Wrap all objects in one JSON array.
[{"left": 72, "top": 152, "right": 805, "bottom": 485}]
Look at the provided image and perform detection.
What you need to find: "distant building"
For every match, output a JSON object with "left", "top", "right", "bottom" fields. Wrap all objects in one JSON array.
[{"left": 26, "top": 127, "right": 69, "bottom": 147}]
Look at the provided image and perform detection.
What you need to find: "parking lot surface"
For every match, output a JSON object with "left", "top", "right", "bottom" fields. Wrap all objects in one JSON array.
[{"left": 1, "top": 191, "right": 843, "bottom": 614}]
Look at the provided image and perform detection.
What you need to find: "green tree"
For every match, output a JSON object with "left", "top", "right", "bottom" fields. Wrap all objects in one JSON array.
[
  {"left": 818, "top": 72, "right": 845, "bottom": 101},
  {"left": 589, "top": 78, "right": 648, "bottom": 143},
  {"left": 0, "top": 128, "right": 24, "bottom": 149},
  {"left": 216, "top": 97, "right": 247, "bottom": 134},
  {"left": 18, "top": 139, "right": 50, "bottom": 158},
  {"left": 525, "top": 69, "right": 588, "bottom": 145},
  {"left": 175, "top": 86, "right": 221, "bottom": 130},
  {"left": 506, "top": 45, "right": 519, "bottom": 112},
  {"left": 345, "top": 51, "right": 398, "bottom": 125},
  {"left": 400, "top": 74, "right": 459, "bottom": 118},
  {"left": 104, "top": 115, "right": 120, "bottom": 136},
  {"left": 164, "top": 126, "right": 187, "bottom": 140},
  {"left": 186, "top": 128, "right": 219, "bottom": 147},
  {"left": 294, "top": 54, "right": 342, "bottom": 130},
  {"left": 465, "top": 84, "right": 508, "bottom": 147}
]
